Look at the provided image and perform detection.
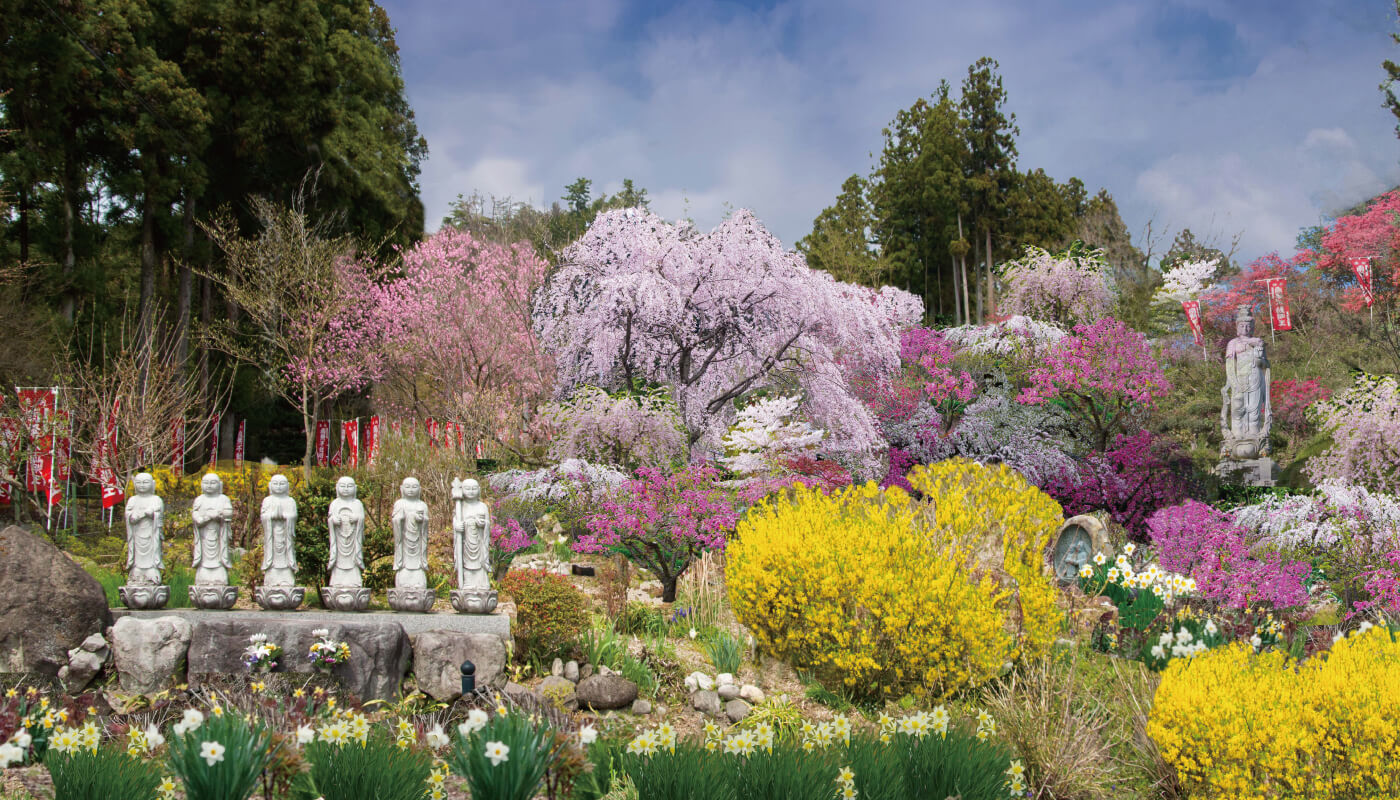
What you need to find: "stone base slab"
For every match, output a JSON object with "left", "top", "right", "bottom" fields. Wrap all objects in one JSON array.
[
  {"left": 112, "top": 608, "right": 510, "bottom": 639},
  {"left": 1215, "top": 456, "right": 1278, "bottom": 487}
]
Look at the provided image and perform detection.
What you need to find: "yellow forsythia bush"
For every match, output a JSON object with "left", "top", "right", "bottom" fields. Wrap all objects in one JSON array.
[
  {"left": 1149, "top": 625, "right": 1400, "bottom": 799},
  {"left": 727, "top": 459, "right": 1064, "bottom": 699}
]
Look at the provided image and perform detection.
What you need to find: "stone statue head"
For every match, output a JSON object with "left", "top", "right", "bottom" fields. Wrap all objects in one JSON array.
[
  {"left": 460, "top": 478, "right": 481, "bottom": 501},
  {"left": 1234, "top": 306, "right": 1254, "bottom": 338},
  {"left": 401, "top": 477, "right": 421, "bottom": 500},
  {"left": 335, "top": 476, "right": 357, "bottom": 499},
  {"left": 201, "top": 473, "right": 223, "bottom": 496},
  {"left": 269, "top": 475, "right": 290, "bottom": 496},
  {"left": 133, "top": 472, "right": 155, "bottom": 496}
]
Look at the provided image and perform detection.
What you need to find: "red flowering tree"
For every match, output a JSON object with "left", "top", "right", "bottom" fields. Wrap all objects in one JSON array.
[
  {"left": 1018, "top": 318, "right": 1171, "bottom": 452},
  {"left": 372, "top": 228, "right": 554, "bottom": 458}
]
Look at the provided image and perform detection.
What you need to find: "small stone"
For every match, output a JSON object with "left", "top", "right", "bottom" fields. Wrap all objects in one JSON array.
[
  {"left": 739, "top": 684, "right": 765, "bottom": 704},
  {"left": 79, "top": 633, "right": 108, "bottom": 654},
  {"left": 580, "top": 663, "right": 594, "bottom": 679},
  {"left": 539, "top": 675, "right": 578, "bottom": 711},
  {"left": 564, "top": 660, "right": 580, "bottom": 682},
  {"left": 724, "top": 699, "right": 751, "bottom": 723},
  {"left": 691, "top": 689, "right": 721, "bottom": 715},
  {"left": 717, "top": 684, "right": 740, "bottom": 701},
  {"left": 716, "top": 672, "right": 736, "bottom": 686},
  {"left": 551, "top": 658, "right": 564, "bottom": 677},
  {"left": 599, "top": 664, "right": 614, "bottom": 677},
  {"left": 503, "top": 682, "right": 537, "bottom": 705},
  {"left": 577, "top": 674, "right": 639, "bottom": 710},
  {"left": 684, "top": 671, "right": 715, "bottom": 692},
  {"left": 631, "top": 698, "right": 652, "bottom": 715}
]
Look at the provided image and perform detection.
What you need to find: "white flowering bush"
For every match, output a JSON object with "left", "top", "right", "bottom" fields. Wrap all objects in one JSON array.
[
  {"left": 486, "top": 458, "right": 628, "bottom": 502},
  {"left": 1152, "top": 257, "right": 1219, "bottom": 305},
  {"left": 720, "top": 394, "right": 825, "bottom": 477}
]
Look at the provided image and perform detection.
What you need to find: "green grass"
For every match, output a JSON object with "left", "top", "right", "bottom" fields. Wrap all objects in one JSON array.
[{"left": 83, "top": 562, "right": 195, "bottom": 608}]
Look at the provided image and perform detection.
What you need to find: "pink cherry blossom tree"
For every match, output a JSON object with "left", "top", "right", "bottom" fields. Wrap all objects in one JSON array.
[
  {"left": 1018, "top": 317, "right": 1171, "bottom": 452},
  {"left": 372, "top": 227, "right": 554, "bottom": 460},
  {"left": 1306, "top": 373, "right": 1400, "bottom": 492},
  {"left": 533, "top": 208, "right": 919, "bottom": 477},
  {"left": 999, "top": 244, "right": 1115, "bottom": 328}
]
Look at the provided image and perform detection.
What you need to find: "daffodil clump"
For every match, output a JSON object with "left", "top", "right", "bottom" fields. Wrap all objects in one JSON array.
[
  {"left": 729, "top": 460, "right": 1064, "bottom": 699},
  {"left": 42, "top": 718, "right": 164, "bottom": 800},
  {"left": 619, "top": 709, "right": 1023, "bottom": 799},
  {"left": 1149, "top": 622, "right": 1400, "bottom": 798},
  {"left": 292, "top": 707, "right": 434, "bottom": 800}
]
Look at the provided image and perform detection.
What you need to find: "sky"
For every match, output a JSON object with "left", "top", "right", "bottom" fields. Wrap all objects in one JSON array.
[{"left": 381, "top": 0, "right": 1400, "bottom": 266}]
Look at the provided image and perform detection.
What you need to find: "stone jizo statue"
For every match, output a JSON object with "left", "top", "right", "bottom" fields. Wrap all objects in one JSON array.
[
  {"left": 391, "top": 477, "right": 430, "bottom": 590},
  {"left": 119, "top": 472, "right": 170, "bottom": 609},
  {"left": 322, "top": 476, "right": 371, "bottom": 611},
  {"left": 327, "top": 476, "right": 365, "bottom": 587},
  {"left": 387, "top": 476, "right": 436, "bottom": 612},
  {"left": 191, "top": 473, "right": 234, "bottom": 586},
  {"left": 260, "top": 475, "right": 299, "bottom": 586},
  {"left": 450, "top": 477, "right": 498, "bottom": 614},
  {"left": 124, "top": 472, "right": 164, "bottom": 585},
  {"left": 189, "top": 472, "right": 238, "bottom": 609}
]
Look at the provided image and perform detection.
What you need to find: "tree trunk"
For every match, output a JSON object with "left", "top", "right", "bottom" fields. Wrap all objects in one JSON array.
[
  {"left": 59, "top": 152, "right": 79, "bottom": 324},
  {"left": 985, "top": 227, "right": 996, "bottom": 317},
  {"left": 176, "top": 197, "right": 195, "bottom": 371},
  {"left": 661, "top": 574, "right": 678, "bottom": 604},
  {"left": 302, "top": 392, "right": 316, "bottom": 481},
  {"left": 974, "top": 237, "right": 984, "bottom": 323},
  {"left": 950, "top": 251, "right": 961, "bottom": 326},
  {"left": 17, "top": 185, "right": 29, "bottom": 268},
  {"left": 958, "top": 213, "right": 972, "bottom": 325},
  {"left": 138, "top": 177, "right": 159, "bottom": 384}
]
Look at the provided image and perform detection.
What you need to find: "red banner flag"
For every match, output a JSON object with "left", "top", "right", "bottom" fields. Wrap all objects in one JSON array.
[
  {"left": 444, "top": 421, "right": 458, "bottom": 452},
  {"left": 1181, "top": 300, "right": 1205, "bottom": 347},
  {"left": 1350, "top": 256, "right": 1375, "bottom": 307},
  {"left": 1265, "top": 278, "right": 1292, "bottom": 331},
  {"left": 0, "top": 417, "right": 19, "bottom": 505},
  {"left": 367, "top": 415, "right": 380, "bottom": 463},
  {"left": 426, "top": 418, "right": 439, "bottom": 448},
  {"left": 171, "top": 419, "right": 185, "bottom": 473},
  {"left": 343, "top": 419, "right": 360, "bottom": 469},
  {"left": 17, "top": 389, "right": 54, "bottom": 493},
  {"left": 46, "top": 407, "right": 69, "bottom": 505},
  {"left": 208, "top": 413, "right": 220, "bottom": 467},
  {"left": 234, "top": 420, "right": 246, "bottom": 469},
  {"left": 315, "top": 420, "right": 331, "bottom": 466}
]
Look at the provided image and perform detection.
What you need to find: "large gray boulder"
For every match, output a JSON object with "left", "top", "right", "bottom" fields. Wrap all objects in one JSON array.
[
  {"left": 0, "top": 526, "right": 112, "bottom": 675},
  {"left": 187, "top": 617, "right": 410, "bottom": 701},
  {"left": 111, "top": 616, "right": 193, "bottom": 694},
  {"left": 577, "top": 674, "right": 639, "bottom": 711},
  {"left": 409, "top": 630, "right": 507, "bottom": 701}
]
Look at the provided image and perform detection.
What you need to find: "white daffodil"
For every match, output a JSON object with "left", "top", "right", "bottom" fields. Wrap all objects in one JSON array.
[
  {"left": 199, "top": 740, "right": 225, "bottom": 767},
  {"left": 579, "top": 724, "right": 598, "bottom": 745},
  {"left": 296, "top": 725, "right": 315, "bottom": 745},
  {"left": 483, "top": 740, "right": 510, "bottom": 766}
]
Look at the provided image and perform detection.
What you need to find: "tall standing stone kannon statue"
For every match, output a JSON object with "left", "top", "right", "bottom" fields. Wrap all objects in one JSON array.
[
  {"left": 189, "top": 473, "right": 238, "bottom": 609},
  {"left": 118, "top": 472, "right": 169, "bottom": 609},
  {"left": 322, "top": 476, "right": 372, "bottom": 611},
  {"left": 1217, "top": 305, "right": 1278, "bottom": 486},
  {"left": 254, "top": 475, "right": 306, "bottom": 610},
  {"left": 450, "top": 477, "right": 498, "bottom": 613},
  {"left": 387, "top": 477, "right": 435, "bottom": 612}
]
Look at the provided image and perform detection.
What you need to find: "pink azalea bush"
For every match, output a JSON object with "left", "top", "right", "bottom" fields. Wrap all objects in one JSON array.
[
  {"left": 1045, "top": 431, "right": 1190, "bottom": 541},
  {"left": 490, "top": 517, "right": 536, "bottom": 580},
  {"left": 1356, "top": 551, "right": 1400, "bottom": 620},
  {"left": 1271, "top": 378, "right": 1331, "bottom": 436},
  {"left": 1147, "top": 501, "right": 1310, "bottom": 611},
  {"left": 1018, "top": 317, "right": 1171, "bottom": 452},
  {"left": 576, "top": 464, "right": 739, "bottom": 602}
]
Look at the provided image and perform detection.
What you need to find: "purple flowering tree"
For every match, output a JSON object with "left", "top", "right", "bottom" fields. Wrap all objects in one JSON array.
[
  {"left": 576, "top": 464, "right": 739, "bottom": 602},
  {"left": 1045, "top": 431, "right": 1191, "bottom": 541},
  {"left": 533, "top": 208, "right": 921, "bottom": 477}
]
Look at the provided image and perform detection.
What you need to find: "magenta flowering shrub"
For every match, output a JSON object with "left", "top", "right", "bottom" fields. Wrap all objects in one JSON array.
[
  {"left": 1045, "top": 432, "right": 1190, "bottom": 541},
  {"left": 1357, "top": 551, "right": 1400, "bottom": 620},
  {"left": 577, "top": 464, "right": 739, "bottom": 602},
  {"left": 1147, "top": 501, "right": 1311, "bottom": 610},
  {"left": 1018, "top": 317, "right": 1171, "bottom": 451},
  {"left": 490, "top": 518, "right": 535, "bottom": 580}
]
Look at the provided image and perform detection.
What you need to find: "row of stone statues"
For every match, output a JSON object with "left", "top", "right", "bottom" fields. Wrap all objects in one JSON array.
[{"left": 118, "top": 473, "right": 498, "bottom": 614}]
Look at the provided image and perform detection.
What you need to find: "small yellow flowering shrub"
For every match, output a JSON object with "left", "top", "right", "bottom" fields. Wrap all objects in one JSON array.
[
  {"left": 1149, "top": 625, "right": 1400, "bottom": 799},
  {"left": 727, "top": 460, "right": 1064, "bottom": 699}
]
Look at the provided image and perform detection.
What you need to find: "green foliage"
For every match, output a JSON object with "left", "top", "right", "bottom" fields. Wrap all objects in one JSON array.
[
  {"left": 167, "top": 711, "right": 273, "bottom": 800},
  {"left": 614, "top": 602, "right": 666, "bottom": 637},
  {"left": 500, "top": 569, "right": 591, "bottom": 663},
  {"left": 702, "top": 630, "right": 742, "bottom": 675},
  {"left": 291, "top": 729, "right": 433, "bottom": 800},
  {"left": 617, "top": 651, "right": 660, "bottom": 698},
  {"left": 579, "top": 620, "right": 627, "bottom": 670},
  {"left": 447, "top": 711, "right": 567, "bottom": 800},
  {"left": 44, "top": 744, "right": 163, "bottom": 800}
]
